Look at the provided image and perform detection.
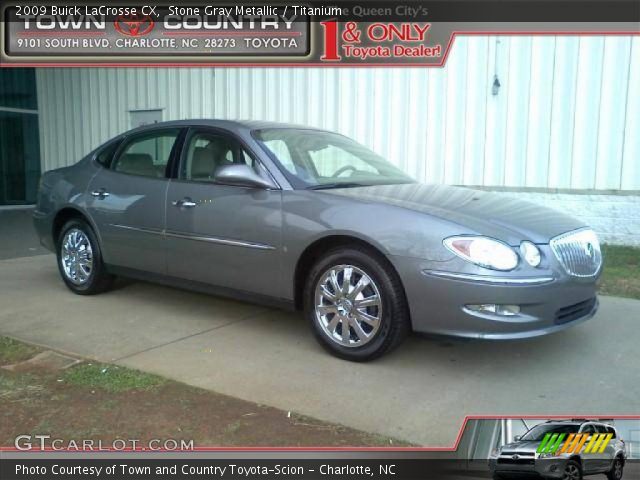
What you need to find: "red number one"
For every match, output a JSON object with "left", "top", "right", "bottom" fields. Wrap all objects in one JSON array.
[{"left": 320, "top": 21, "right": 341, "bottom": 61}]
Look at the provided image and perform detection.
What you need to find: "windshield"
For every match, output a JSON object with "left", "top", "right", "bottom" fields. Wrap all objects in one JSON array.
[
  {"left": 253, "top": 129, "right": 415, "bottom": 189},
  {"left": 520, "top": 424, "right": 580, "bottom": 442}
]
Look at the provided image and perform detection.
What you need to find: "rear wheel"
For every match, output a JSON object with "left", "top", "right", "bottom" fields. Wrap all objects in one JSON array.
[
  {"left": 56, "top": 219, "right": 114, "bottom": 295},
  {"left": 304, "top": 247, "right": 410, "bottom": 361}
]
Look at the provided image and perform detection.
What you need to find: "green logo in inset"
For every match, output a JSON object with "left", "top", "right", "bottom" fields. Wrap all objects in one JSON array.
[{"left": 537, "top": 433, "right": 613, "bottom": 455}]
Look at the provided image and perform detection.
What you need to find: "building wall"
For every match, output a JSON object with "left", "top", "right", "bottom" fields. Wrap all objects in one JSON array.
[
  {"left": 494, "top": 190, "right": 640, "bottom": 246},
  {"left": 36, "top": 35, "right": 640, "bottom": 244}
]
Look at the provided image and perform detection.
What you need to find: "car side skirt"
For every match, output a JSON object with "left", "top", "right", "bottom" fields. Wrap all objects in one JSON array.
[{"left": 106, "top": 265, "right": 296, "bottom": 312}]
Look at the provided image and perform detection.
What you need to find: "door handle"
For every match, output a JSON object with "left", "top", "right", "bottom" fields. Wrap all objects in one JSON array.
[
  {"left": 172, "top": 198, "right": 197, "bottom": 208},
  {"left": 91, "top": 189, "right": 110, "bottom": 199}
]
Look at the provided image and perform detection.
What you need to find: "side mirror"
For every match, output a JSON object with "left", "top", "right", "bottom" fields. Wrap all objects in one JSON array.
[
  {"left": 514, "top": 436, "right": 522, "bottom": 442},
  {"left": 213, "top": 164, "right": 275, "bottom": 190}
]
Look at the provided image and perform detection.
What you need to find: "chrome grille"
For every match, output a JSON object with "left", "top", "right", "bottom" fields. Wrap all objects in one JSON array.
[{"left": 550, "top": 229, "right": 602, "bottom": 277}]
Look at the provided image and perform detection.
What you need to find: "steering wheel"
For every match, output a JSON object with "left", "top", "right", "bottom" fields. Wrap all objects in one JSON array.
[{"left": 331, "top": 165, "right": 358, "bottom": 178}]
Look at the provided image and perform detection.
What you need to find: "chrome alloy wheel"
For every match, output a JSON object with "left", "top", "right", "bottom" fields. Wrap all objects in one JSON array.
[
  {"left": 61, "top": 228, "right": 94, "bottom": 285},
  {"left": 314, "top": 265, "right": 382, "bottom": 348},
  {"left": 563, "top": 464, "right": 581, "bottom": 480}
]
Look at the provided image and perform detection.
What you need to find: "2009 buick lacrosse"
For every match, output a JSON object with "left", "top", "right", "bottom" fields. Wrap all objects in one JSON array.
[{"left": 33, "top": 120, "right": 602, "bottom": 361}]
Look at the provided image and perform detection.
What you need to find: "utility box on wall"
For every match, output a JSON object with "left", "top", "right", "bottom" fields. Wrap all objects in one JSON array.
[{"left": 130, "top": 109, "right": 163, "bottom": 129}]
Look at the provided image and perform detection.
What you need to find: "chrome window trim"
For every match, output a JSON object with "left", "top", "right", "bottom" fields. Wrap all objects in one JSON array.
[
  {"left": 110, "top": 224, "right": 275, "bottom": 251},
  {"left": 423, "top": 270, "right": 554, "bottom": 285}
]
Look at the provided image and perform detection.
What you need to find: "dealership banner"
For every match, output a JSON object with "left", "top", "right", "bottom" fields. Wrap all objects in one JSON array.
[
  {"left": 1, "top": 457, "right": 477, "bottom": 480},
  {"left": 2, "top": 456, "right": 640, "bottom": 480},
  {"left": 0, "top": 1, "right": 638, "bottom": 66}
]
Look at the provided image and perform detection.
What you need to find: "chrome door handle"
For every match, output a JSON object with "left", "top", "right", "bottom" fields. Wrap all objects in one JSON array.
[
  {"left": 91, "top": 189, "right": 110, "bottom": 198},
  {"left": 172, "top": 198, "right": 197, "bottom": 208}
]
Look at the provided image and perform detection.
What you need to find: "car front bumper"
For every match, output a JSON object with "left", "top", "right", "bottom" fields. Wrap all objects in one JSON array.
[
  {"left": 391, "top": 255, "right": 599, "bottom": 339},
  {"left": 489, "top": 456, "right": 570, "bottom": 479}
]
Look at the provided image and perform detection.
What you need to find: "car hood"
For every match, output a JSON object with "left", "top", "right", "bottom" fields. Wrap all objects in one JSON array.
[
  {"left": 501, "top": 441, "right": 541, "bottom": 453},
  {"left": 322, "top": 183, "right": 585, "bottom": 244}
]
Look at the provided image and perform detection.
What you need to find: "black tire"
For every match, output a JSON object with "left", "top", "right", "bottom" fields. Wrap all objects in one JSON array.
[
  {"left": 303, "top": 246, "right": 410, "bottom": 361},
  {"left": 492, "top": 473, "right": 505, "bottom": 480},
  {"left": 56, "top": 219, "right": 114, "bottom": 295},
  {"left": 563, "top": 460, "right": 583, "bottom": 480},
  {"left": 607, "top": 456, "right": 624, "bottom": 480}
]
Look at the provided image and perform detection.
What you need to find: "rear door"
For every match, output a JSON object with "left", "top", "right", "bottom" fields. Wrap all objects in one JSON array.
[
  {"left": 596, "top": 425, "right": 617, "bottom": 472},
  {"left": 87, "top": 128, "right": 182, "bottom": 274},
  {"left": 165, "top": 127, "right": 283, "bottom": 298}
]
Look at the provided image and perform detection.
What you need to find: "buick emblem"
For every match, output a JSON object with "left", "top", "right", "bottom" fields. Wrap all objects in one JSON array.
[
  {"left": 584, "top": 242, "right": 594, "bottom": 258},
  {"left": 114, "top": 14, "right": 155, "bottom": 37}
]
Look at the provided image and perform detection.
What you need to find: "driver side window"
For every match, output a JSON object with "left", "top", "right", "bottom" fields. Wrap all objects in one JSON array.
[{"left": 182, "top": 132, "right": 257, "bottom": 183}]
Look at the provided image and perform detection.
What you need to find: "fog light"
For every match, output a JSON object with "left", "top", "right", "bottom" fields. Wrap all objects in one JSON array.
[{"left": 466, "top": 304, "right": 521, "bottom": 316}]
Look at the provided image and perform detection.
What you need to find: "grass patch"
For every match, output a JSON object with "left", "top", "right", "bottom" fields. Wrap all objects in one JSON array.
[
  {"left": 62, "top": 363, "right": 167, "bottom": 393},
  {"left": 0, "top": 336, "right": 40, "bottom": 365},
  {"left": 599, "top": 244, "right": 640, "bottom": 300},
  {"left": 0, "top": 373, "right": 45, "bottom": 403}
]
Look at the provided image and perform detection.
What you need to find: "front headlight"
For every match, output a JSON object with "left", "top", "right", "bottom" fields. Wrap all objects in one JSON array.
[
  {"left": 538, "top": 452, "right": 556, "bottom": 459},
  {"left": 444, "top": 236, "right": 519, "bottom": 271}
]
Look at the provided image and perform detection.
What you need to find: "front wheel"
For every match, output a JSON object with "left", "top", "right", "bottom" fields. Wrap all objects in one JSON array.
[
  {"left": 563, "top": 460, "right": 583, "bottom": 480},
  {"left": 56, "top": 219, "right": 114, "bottom": 295},
  {"left": 607, "top": 457, "right": 624, "bottom": 480},
  {"left": 304, "top": 247, "right": 410, "bottom": 361}
]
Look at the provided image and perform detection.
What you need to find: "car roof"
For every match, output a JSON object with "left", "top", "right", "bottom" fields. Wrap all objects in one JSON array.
[
  {"left": 542, "top": 420, "right": 614, "bottom": 428},
  {"left": 125, "top": 119, "right": 330, "bottom": 136}
]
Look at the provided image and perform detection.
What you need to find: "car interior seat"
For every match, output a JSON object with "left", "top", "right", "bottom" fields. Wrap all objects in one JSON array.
[
  {"left": 190, "top": 140, "right": 234, "bottom": 181},
  {"left": 116, "top": 153, "right": 157, "bottom": 177}
]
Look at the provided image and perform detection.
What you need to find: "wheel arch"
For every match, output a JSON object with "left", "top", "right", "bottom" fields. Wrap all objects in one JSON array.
[
  {"left": 568, "top": 455, "right": 582, "bottom": 466},
  {"left": 52, "top": 207, "right": 100, "bottom": 246},
  {"left": 292, "top": 234, "right": 406, "bottom": 312}
]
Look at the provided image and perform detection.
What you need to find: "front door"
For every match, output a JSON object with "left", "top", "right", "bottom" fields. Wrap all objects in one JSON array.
[
  {"left": 165, "top": 128, "right": 282, "bottom": 298},
  {"left": 580, "top": 424, "right": 599, "bottom": 474},
  {"left": 87, "top": 128, "right": 182, "bottom": 274}
]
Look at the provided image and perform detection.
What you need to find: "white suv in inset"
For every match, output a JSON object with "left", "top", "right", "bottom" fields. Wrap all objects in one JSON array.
[{"left": 489, "top": 420, "right": 626, "bottom": 480}]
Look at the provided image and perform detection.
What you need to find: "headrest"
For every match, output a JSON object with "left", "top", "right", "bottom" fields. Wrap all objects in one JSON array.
[
  {"left": 117, "top": 153, "right": 156, "bottom": 177},
  {"left": 191, "top": 147, "right": 216, "bottom": 179}
]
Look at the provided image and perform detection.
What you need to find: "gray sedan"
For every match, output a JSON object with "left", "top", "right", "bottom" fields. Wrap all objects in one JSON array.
[{"left": 33, "top": 120, "right": 602, "bottom": 361}]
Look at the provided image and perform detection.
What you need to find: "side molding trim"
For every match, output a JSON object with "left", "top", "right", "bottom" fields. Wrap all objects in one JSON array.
[{"left": 110, "top": 224, "right": 275, "bottom": 251}]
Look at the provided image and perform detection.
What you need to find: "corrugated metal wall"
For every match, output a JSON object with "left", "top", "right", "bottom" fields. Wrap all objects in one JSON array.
[{"left": 37, "top": 35, "right": 640, "bottom": 190}]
